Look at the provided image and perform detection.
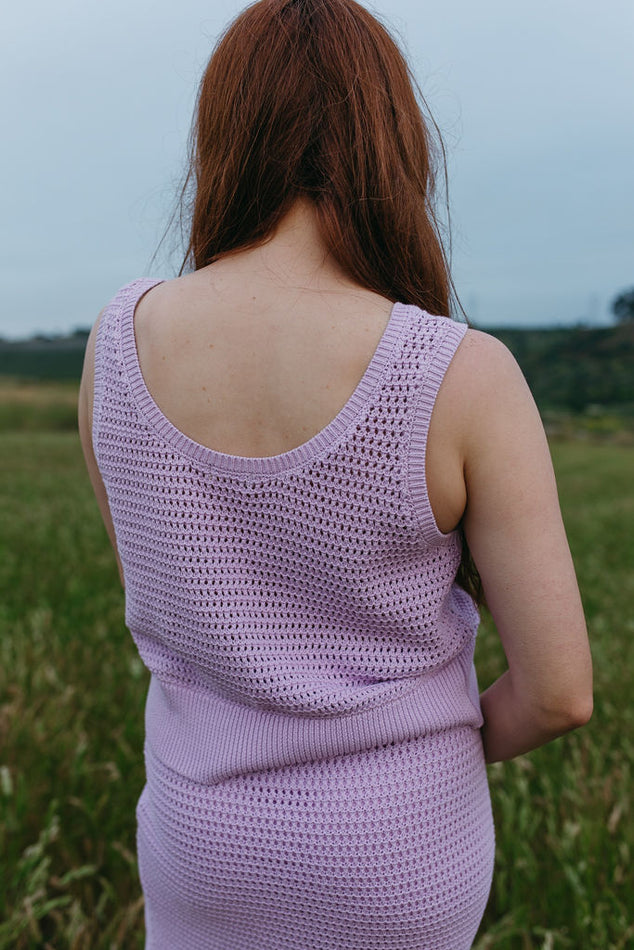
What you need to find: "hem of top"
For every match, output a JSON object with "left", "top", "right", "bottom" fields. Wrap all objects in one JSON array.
[
  {"left": 407, "top": 320, "right": 469, "bottom": 547},
  {"left": 119, "top": 278, "right": 413, "bottom": 477},
  {"left": 142, "top": 644, "right": 484, "bottom": 787}
]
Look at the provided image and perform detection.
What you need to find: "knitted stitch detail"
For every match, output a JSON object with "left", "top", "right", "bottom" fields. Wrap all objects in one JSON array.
[
  {"left": 94, "top": 277, "right": 483, "bottom": 780},
  {"left": 94, "top": 278, "right": 493, "bottom": 947}
]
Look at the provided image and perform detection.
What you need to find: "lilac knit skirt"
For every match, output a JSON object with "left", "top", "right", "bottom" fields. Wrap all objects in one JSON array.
[{"left": 136, "top": 725, "right": 495, "bottom": 950}]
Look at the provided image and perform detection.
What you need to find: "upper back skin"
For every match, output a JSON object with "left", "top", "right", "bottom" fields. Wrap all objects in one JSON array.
[{"left": 130, "top": 263, "right": 469, "bottom": 536}]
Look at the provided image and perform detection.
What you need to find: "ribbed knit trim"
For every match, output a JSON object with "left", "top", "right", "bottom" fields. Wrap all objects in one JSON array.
[
  {"left": 119, "top": 278, "right": 411, "bottom": 476},
  {"left": 92, "top": 284, "right": 137, "bottom": 456},
  {"left": 143, "top": 642, "right": 483, "bottom": 786},
  {"left": 91, "top": 311, "right": 106, "bottom": 458},
  {"left": 408, "top": 321, "right": 469, "bottom": 547}
]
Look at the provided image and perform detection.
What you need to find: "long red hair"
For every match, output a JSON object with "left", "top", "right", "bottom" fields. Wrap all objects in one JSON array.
[{"left": 168, "top": 0, "right": 482, "bottom": 604}]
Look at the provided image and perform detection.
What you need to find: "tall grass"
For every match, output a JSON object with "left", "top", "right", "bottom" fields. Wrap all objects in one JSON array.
[
  {"left": 0, "top": 379, "right": 79, "bottom": 432},
  {"left": 0, "top": 420, "right": 632, "bottom": 948}
]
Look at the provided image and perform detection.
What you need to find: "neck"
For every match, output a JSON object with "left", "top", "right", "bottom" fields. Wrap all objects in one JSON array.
[{"left": 219, "top": 198, "right": 351, "bottom": 292}]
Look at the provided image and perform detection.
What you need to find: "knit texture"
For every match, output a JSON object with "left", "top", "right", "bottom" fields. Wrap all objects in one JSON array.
[{"left": 93, "top": 277, "right": 494, "bottom": 949}]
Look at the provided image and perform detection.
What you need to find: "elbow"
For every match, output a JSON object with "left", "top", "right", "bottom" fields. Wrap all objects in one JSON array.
[
  {"left": 536, "top": 692, "right": 593, "bottom": 732},
  {"left": 518, "top": 662, "right": 594, "bottom": 733},
  {"left": 568, "top": 694, "right": 593, "bottom": 728},
  {"left": 563, "top": 678, "right": 594, "bottom": 728}
]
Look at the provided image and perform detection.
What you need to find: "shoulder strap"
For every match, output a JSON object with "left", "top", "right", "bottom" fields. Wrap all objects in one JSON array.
[
  {"left": 407, "top": 318, "right": 468, "bottom": 546},
  {"left": 92, "top": 277, "right": 163, "bottom": 460}
]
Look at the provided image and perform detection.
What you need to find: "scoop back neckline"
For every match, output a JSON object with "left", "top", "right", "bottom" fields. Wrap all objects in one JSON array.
[{"left": 120, "top": 277, "right": 412, "bottom": 476}]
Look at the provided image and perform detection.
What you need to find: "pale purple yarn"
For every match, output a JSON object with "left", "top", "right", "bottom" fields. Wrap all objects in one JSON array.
[{"left": 93, "top": 278, "right": 494, "bottom": 949}]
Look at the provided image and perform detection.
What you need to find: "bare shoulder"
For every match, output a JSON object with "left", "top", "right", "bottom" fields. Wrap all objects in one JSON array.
[
  {"left": 134, "top": 276, "right": 179, "bottom": 324},
  {"left": 133, "top": 274, "right": 212, "bottom": 346},
  {"left": 449, "top": 327, "right": 525, "bottom": 391},
  {"left": 437, "top": 327, "right": 526, "bottom": 403},
  {"left": 433, "top": 326, "right": 538, "bottom": 457}
]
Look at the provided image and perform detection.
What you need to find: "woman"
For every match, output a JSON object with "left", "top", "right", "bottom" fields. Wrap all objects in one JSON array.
[{"left": 78, "top": 1, "right": 593, "bottom": 947}]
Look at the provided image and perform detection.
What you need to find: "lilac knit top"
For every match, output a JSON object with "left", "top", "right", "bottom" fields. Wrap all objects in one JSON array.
[
  {"left": 93, "top": 278, "right": 483, "bottom": 787},
  {"left": 94, "top": 278, "right": 496, "bottom": 949}
]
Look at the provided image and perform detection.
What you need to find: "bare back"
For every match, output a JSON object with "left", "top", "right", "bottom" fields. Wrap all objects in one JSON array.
[{"left": 132, "top": 265, "right": 468, "bottom": 534}]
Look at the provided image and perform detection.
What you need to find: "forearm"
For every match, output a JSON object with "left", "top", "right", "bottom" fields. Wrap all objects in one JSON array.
[{"left": 479, "top": 669, "right": 589, "bottom": 764}]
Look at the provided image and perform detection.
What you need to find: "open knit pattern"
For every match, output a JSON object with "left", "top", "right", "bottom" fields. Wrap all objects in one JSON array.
[{"left": 94, "top": 278, "right": 495, "bottom": 949}]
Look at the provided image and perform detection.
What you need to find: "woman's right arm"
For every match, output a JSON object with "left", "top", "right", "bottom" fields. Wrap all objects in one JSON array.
[{"left": 452, "top": 330, "right": 593, "bottom": 764}]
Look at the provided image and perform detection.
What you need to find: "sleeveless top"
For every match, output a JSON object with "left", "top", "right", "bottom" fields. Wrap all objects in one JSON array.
[{"left": 93, "top": 277, "right": 483, "bottom": 786}]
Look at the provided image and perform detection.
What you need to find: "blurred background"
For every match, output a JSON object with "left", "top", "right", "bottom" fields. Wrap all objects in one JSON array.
[
  {"left": 1, "top": 0, "right": 633, "bottom": 338},
  {"left": 0, "top": 2, "right": 632, "bottom": 948}
]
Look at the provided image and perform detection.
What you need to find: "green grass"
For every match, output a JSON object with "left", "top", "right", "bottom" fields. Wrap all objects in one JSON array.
[
  {"left": 473, "top": 440, "right": 634, "bottom": 948},
  {"left": 0, "top": 379, "right": 80, "bottom": 432},
  {"left": 0, "top": 432, "right": 146, "bottom": 948},
  {"left": 0, "top": 422, "right": 632, "bottom": 948}
]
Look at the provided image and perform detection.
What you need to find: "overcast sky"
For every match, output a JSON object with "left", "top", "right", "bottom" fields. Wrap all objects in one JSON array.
[{"left": 1, "top": 0, "right": 632, "bottom": 339}]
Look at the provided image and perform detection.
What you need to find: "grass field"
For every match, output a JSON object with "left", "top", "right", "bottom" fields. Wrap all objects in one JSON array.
[{"left": 0, "top": 386, "right": 633, "bottom": 948}]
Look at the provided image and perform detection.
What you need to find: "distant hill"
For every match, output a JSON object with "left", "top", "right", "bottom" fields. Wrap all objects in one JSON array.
[
  {"left": 0, "top": 323, "right": 633, "bottom": 415},
  {"left": 0, "top": 330, "right": 89, "bottom": 381},
  {"left": 488, "top": 322, "right": 634, "bottom": 413}
]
